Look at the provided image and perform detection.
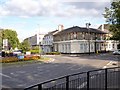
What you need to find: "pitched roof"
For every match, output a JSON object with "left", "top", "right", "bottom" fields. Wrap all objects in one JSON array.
[
  {"left": 44, "top": 30, "right": 58, "bottom": 37},
  {"left": 54, "top": 26, "right": 107, "bottom": 35}
]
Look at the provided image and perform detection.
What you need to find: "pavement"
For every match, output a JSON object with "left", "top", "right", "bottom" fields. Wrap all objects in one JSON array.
[{"left": 1, "top": 53, "right": 119, "bottom": 89}]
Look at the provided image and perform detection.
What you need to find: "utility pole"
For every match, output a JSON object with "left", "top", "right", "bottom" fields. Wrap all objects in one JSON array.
[
  {"left": 86, "top": 23, "right": 91, "bottom": 55},
  {"left": 38, "top": 24, "right": 41, "bottom": 56}
]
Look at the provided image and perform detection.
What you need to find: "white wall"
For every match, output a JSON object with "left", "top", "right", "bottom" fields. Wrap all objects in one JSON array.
[
  {"left": 106, "top": 40, "right": 119, "bottom": 51},
  {"left": 55, "top": 40, "right": 95, "bottom": 53}
]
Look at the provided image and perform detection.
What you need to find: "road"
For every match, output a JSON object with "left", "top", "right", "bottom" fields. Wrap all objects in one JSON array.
[{"left": 1, "top": 53, "right": 119, "bottom": 89}]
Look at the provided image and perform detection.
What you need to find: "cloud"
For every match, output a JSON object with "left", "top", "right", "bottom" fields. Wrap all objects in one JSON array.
[
  {"left": 0, "top": 0, "right": 110, "bottom": 18},
  {"left": 65, "top": 2, "right": 110, "bottom": 17}
]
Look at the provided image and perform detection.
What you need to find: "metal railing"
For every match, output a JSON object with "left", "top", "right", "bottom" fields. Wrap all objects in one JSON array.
[{"left": 24, "top": 67, "right": 120, "bottom": 90}]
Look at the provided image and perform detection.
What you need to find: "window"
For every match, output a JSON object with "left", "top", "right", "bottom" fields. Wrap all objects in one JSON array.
[
  {"left": 91, "top": 43, "right": 93, "bottom": 50},
  {"left": 113, "top": 44, "right": 115, "bottom": 48},
  {"left": 80, "top": 44, "right": 83, "bottom": 50},
  {"left": 109, "top": 44, "right": 111, "bottom": 48}
]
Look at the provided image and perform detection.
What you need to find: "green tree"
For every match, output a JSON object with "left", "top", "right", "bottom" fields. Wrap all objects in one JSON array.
[
  {"left": 20, "top": 39, "right": 30, "bottom": 52},
  {"left": 0, "top": 29, "right": 3, "bottom": 50},
  {"left": 1, "top": 29, "right": 20, "bottom": 49},
  {"left": 103, "top": 1, "right": 120, "bottom": 41}
]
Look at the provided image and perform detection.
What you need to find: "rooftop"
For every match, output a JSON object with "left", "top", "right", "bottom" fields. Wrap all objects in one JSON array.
[{"left": 54, "top": 26, "right": 107, "bottom": 35}]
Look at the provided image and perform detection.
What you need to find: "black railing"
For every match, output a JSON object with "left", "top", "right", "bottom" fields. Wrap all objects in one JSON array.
[{"left": 24, "top": 67, "right": 120, "bottom": 90}]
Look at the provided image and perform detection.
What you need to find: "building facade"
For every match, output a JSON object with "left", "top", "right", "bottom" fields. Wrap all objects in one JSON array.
[
  {"left": 25, "top": 34, "right": 45, "bottom": 48},
  {"left": 42, "top": 30, "right": 58, "bottom": 53},
  {"left": 53, "top": 26, "right": 107, "bottom": 54},
  {"left": 98, "top": 24, "right": 119, "bottom": 51}
]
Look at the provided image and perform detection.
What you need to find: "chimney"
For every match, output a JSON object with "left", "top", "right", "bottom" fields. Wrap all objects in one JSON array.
[
  {"left": 58, "top": 24, "right": 64, "bottom": 31},
  {"left": 102, "top": 24, "right": 104, "bottom": 31}
]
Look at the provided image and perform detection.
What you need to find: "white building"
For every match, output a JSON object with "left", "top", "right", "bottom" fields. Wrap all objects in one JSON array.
[
  {"left": 53, "top": 26, "right": 108, "bottom": 54},
  {"left": 105, "top": 40, "right": 119, "bottom": 51},
  {"left": 98, "top": 24, "right": 119, "bottom": 51},
  {"left": 42, "top": 30, "right": 58, "bottom": 53}
]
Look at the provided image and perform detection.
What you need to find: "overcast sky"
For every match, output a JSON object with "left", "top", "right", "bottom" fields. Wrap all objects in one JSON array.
[{"left": 0, "top": 0, "right": 111, "bottom": 42}]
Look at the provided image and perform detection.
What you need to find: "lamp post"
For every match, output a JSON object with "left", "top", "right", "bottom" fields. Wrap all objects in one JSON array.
[
  {"left": 37, "top": 24, "right": 41, "bottom": 56},
  {"left": 86, "top": 23, "right": 91, "bottom": 55}
]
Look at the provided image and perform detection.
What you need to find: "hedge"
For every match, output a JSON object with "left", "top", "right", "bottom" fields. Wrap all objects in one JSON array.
[
  {"left": 1, "top": 55, "right": 41, "bottom": 63},
  {"left": 1, "top": 57, "right": 18, "bottom": 63},
  {"left": 46, "top": 52, "right": 60, "bottom": 55}
]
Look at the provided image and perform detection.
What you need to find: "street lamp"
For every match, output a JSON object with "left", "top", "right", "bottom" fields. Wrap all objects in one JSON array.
[{"left": 86, "top": 23, "right": 91, "bottom": 55}]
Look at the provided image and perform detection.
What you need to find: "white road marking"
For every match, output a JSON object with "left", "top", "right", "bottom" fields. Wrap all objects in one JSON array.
[
  {"left": 0, "top": 73, "right": 12, "bottom": 78},
  {"left": 103, "top": 66, "right": 107, "bottom": 69},
  {"left": 70, "top": 67, "right": 83, "bottom": 70},
  {"left": 107, "top": 61, "right": 112, "bottom": 65},
  {"left": 103, "top": 61, "right": 118, "bottom": 69}
]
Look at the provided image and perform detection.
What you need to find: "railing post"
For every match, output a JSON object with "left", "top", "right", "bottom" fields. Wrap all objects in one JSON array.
[
  {"left": 66, "top": 76, "right": 69, "bottom": 90},
  {"left": 38, "top": 84, "right": 42, "bottom": 90},
  {"left": 105, "top": 68, "right": 107, "bottom": 90},
  {"left": 87, "top": 71, "right": 89, "bottom": 90}
]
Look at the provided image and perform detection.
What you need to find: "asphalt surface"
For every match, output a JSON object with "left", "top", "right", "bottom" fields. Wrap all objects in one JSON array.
[{"left": 1, "top": 53, "right": 119, "bottom": 89}]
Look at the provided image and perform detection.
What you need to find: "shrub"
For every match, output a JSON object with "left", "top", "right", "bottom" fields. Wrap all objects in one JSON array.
[
  {"left": 24, "top": 55, "right": 40, "bottom": 60},
  {"left": 1, "top": 57, "right": 18, "bottom": 63},
  {"left": 24, "top": 55, "right": 32, "bottom": 60},
  {"left": 31, "top": 55, "right": 40, "bottom": 60},
  {"left": 30, "top": 50, "right": 39, "bottom": 54}
]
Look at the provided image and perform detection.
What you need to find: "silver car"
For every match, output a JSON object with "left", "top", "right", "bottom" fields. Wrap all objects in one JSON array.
[{"left": 113, "top": 49, "right": 120, "bottom": 55}]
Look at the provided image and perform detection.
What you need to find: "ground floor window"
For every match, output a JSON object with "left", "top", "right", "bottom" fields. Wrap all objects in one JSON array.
[{"left": 80, "top": 44, "right": 83, "bottom": 50}]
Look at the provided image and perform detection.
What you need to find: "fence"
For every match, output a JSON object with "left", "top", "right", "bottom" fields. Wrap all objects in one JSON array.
[{"left": 24, "top": 67, "right": 120, "bottom": 90}]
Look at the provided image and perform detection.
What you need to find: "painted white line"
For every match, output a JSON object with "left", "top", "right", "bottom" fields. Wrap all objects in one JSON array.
[
  {"left": 77, "top": 82, "right": 87, "bottom": 88},
  {"left": 103, "top": 61, "right": 118, "bottom": 69},
  {"left": 103, "top": 66, "right": 107, "bottom": 69},
  {"left": 70, "top": 67, "right": 83, "bottom": 70},
  {"left": 107, "top": 61, "right": 112, "bottom": 65},
  {"left": 0, "top": 73, "right": 12, "bottom": 78}
]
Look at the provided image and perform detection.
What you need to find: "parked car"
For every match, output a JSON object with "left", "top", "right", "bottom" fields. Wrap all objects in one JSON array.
[
  {"left": 113, "top": 49, "right": 120, "bottom": 55},
  {"left": 13, "top": 50, "right": 22, "bottom": 56}
]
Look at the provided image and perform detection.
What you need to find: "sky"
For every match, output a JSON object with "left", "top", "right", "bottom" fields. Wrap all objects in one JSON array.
[{"left": 0, "top": 0, "right": 111, "bottom": 42}]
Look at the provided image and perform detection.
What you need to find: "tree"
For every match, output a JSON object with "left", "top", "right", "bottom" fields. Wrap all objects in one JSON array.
[
  {"left": 103, "top": 1, "right": 120, "bottom": 41},
  {"left": 20, "top": 39, "right": 30, "bottom": 52},
  {"left": 0, "top": 29, "right": 3, "bottom": 50},
  {"left": 1, "top": 29, "right": 20, "bottom": 49}
]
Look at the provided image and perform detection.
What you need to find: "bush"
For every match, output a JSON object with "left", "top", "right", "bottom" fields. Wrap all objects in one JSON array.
[
  {"left": 30, "top": 50, "right": 39, "bottom": 54},
  {"left": 46, "top": 52, "right": 60, "bottom": 55},
  {"left": 24, "top": 55, "right": 40, "bottom": 60},
  {"left": 31, "top": 55, "right": 40, "bottom": 60},
  {"left": 24, "top": 55, "right": 32, "bottom": 60}
]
